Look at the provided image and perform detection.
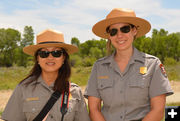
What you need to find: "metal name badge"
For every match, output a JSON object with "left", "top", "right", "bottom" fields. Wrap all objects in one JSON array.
[{"left": 140, "top": 67, "right": 147, "bottom": 74}]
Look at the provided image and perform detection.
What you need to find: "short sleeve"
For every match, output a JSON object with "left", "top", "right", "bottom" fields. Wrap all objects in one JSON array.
[
  {"left": 84, "top": 63, "right": 101, "bottom": 99},
  {"left": 149, "top": 59, "right": 174, "bottom": 98},
  {"left": 1, "top": 84, "right": 26, "bottom": 121},
  {"left": 74, "top": 88, "right": 90, "bottom": 121}
]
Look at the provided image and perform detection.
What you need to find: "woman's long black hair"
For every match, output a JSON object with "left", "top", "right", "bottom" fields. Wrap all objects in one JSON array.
[{"left": 20, "top": 48, "right": 70, "bottom": 93}]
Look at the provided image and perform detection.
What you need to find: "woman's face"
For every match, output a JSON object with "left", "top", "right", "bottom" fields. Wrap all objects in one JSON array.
[
  {"left": 37, "top": 47, "right": 65, "bottom": 74},
  {"left": 109, "top": 23, "right": 137, "bottom": 52}
]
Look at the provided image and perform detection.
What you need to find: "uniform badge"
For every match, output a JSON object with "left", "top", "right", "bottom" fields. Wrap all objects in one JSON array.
[
  {"left": 26, "top": 97, "right": 39, "bottom": 101},
  {"left": 98, "top": 76, "right": 109, "bottom": 79},
  {"left": 159, "top": 64, "right": 167, "bottom": 78},
  {"left": 140, "top": 67, "right": 147, "bottom": 74}
]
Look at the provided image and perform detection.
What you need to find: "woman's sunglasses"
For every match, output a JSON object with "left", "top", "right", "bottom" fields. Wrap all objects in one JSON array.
[
  {"left": 38, "top": 50, "right": 64, "bottom": 58},
  {"left": 108, "top": 25, "right": 133, "bottom": 37}
]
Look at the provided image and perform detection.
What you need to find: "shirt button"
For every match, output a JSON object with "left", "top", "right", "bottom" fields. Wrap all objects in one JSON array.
[
  {"left": 32, "top": 108, "right": 36, "bottom": 112},
  {"left": 120, "top": 116, "right": 123, "bottom": 119},
  {"left": 120, "top": 90, "right": 123, "bottom": 93},
  {"left": 101, "top": 84, "right": 103, "bottom": 88},
  {"left": 50, "top": 114, "right": 53, "bottom": 118},
  {"left": 49, "top": 114, "right": 53, "bottom": 118}
]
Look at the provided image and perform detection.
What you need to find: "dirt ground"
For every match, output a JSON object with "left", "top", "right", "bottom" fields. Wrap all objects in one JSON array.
[{"left": 0, "top": 81, "right": 180, "bottom": 116}]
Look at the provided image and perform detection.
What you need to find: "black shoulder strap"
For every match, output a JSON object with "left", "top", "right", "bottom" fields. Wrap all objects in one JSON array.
[{"left": 33, "top": 90, "right": 61, "bottom": 121}]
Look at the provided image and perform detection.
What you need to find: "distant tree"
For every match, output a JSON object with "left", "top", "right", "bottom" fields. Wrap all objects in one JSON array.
[
  {"left": 95, "top": 39, "right": 107, "bottom": 57},
  {"left": 21, "top": 26, "right": 34, "bottom": 47},
  {"left": 134, "top": 36, "right": 146, "bottom": 51},
  {"left": 176, "top": 32, "right": 180, "bottom": 39},
  {"left": 71, "top": 37, "right": 80, "bottom": 47},
  {"left": 0, "top": 28, "right": 21, "bottom": 67},
  {"left": 16, "top": 26, "right": 34, "bottom": 66},
  {"left": 79, "top": 39, "right": 107, "bottom": 58},
  {"left": 150, "top": 29, "right": 168, "bottom": 62},
  {"left": 165, "top": 33, "right": 180, "bottom": 61},
  {"left": 89, "top": 47, "right": 102, "bottom": 59}
]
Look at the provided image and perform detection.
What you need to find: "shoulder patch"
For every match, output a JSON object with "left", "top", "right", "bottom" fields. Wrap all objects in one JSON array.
[{"left": 159, "top": 64, "right": 167, "bottom": 78}]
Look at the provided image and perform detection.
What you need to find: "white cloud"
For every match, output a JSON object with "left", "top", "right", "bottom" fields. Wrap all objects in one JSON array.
[{"left": 0, "top": 0, "right": 179, "bottom": 44}]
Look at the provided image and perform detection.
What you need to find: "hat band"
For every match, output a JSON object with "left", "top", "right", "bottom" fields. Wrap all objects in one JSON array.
[{"left": 38, "top": 41, "right": 64, "bottom": 44}]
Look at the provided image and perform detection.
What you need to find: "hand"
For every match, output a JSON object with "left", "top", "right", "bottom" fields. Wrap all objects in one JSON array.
[{"left": 42, "top": 112, "right": 49, "bottom": 121}]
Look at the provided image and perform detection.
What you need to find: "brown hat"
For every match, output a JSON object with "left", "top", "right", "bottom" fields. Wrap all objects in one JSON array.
[
  {"left": 23, "top": 29, "right": 78, "bottom": 56},
  {"left": 92, "top": 8, "right": 151, "bottom": 38}
]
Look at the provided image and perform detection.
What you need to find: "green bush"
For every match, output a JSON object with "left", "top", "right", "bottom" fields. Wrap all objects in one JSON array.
[
  {"left": 70, "top": 54, "right": 82, "bottom": 67},
  {"left": 164, "top": 57, "right": 177, "bottom": 65},
  {"left": 82, "top": 57, "right": 96, "bottom": 67}
]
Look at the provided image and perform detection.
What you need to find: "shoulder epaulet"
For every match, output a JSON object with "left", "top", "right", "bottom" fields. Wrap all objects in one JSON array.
[
  {"left": 96, "top": 56, "right": 108, "bottom": 62},
  {"left": 69, "top": 83, "right": 81, "bottom": 100},
  {"left": 70, "top": 82, "right": 79, "bottom": 87},
  {"left": 96, "top": 55, "right": 112, "bottom": 65},
  {"left": 143, "top": 53, "right": 157, "bottom": 59}
]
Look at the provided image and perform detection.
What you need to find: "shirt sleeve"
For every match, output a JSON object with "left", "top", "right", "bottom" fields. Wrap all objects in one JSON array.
[
  {"left": 1, "top": 84, "right": 26, "bottom": 121},
  {"left": 74, "top": 87, "right": 90, "bottom": 121},
  {"left": 149, "top": 59, "right": 174, "bottom": 98},
  {"left": 84, "top": 62, "right": 101, "bottom": 99}
]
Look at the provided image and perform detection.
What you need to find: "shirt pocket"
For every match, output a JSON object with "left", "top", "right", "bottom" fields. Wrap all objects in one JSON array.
[
  {"left": 23, "top": 100, "right": 42, "bottom": 121},
  {"left": 128, "top": 75, "right": 151, "bottom": 104},
  {"left": 64, "top": 99, "right": 78, "bottom": 121},
  {"left": 97, "top": 79, "right": 113, "bottom": 104}
]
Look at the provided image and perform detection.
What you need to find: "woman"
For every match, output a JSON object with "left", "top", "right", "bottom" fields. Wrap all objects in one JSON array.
[
  {"left": 2, "top": 29, "right": 90, "bottom": 121},
  {"left": 84, "top": 8, "right": 173, "bottom": 121}
]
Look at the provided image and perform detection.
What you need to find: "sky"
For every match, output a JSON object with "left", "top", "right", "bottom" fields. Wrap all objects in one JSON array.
[{"left": 0, "top": 0, "right": 180, "bottom": 44}]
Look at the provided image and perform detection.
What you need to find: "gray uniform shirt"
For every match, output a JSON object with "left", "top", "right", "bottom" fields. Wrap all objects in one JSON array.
[
  {"left": 84, "top": 48, "right": 173, "bottom": 121},
  {"left": 2, "top": 76, "right": 90, "bottom": 121}
]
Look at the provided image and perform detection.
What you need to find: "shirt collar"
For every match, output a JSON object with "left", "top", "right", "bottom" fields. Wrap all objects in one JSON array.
[
  {"left": 100, "top": 47, "right": 145, "bottom": 65},
  {"left": 31, "top": 75, "right": 54, "bottom": 89},
  {"left": 131, "top": 47, "right": 145, "bottom": 64}
]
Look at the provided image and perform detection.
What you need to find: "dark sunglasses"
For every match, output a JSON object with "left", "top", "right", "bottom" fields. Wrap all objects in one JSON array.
[
  {"left": 38, "top": 50, "right": 64, "bottom": 58},
  {"left": 108, "top": 25, "right": 132, "bottom": 36}
]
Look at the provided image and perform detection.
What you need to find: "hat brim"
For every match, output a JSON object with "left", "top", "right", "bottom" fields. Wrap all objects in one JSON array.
[
  {"left": 23, "top": 43, "right": 78, "bottom": 56},
  {"left": 92, "top": 16, "right": 151, "bottom": 38}
]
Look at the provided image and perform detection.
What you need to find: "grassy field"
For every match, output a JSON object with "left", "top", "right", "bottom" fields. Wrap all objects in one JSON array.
[
  {"left": 0, "top": 62, "right": 180, "bottom": 90},
  {"left": 0, "top": 66, "right": 31, "bottom": 90},
  {"left": 165, "top": 62, "right": 180, "bottom": 81},
  {"left": 0, "top": 66, "right": 92, "bottom": 90}
]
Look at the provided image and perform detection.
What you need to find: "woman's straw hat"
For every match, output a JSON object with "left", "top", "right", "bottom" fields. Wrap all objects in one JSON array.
[
  {"left": 23, "top": 29, "right": 78, "bottom": 56},
  {"left": 92, "top": 8, "right": 151, "bottom": 38}
]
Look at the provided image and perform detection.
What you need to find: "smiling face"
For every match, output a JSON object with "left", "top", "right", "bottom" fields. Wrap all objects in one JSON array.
[
  {"left": 109, "top": 23, "right": 137, "bottom": 52},
  {"left": 37, "top": 47, "right": 65, "bottom": 74}
]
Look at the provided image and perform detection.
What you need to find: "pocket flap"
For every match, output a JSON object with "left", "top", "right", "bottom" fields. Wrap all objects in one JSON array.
[
  {"left": 23, "top": 101, "right": 41, "bottom": 113},
  {"left": 129, "top": 75, "right": 150, "bottom": 88},
  {"left": 98, "top": 79, "right": 113, "bottom": 89}
]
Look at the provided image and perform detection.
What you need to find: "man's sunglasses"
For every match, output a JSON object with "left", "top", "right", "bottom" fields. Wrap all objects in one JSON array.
[
  {"left": 108, "top": 25, "right": 133, "bottom": 37},
  {"left": 38, "top": 50, "right": 64, "bottom": 58}
]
